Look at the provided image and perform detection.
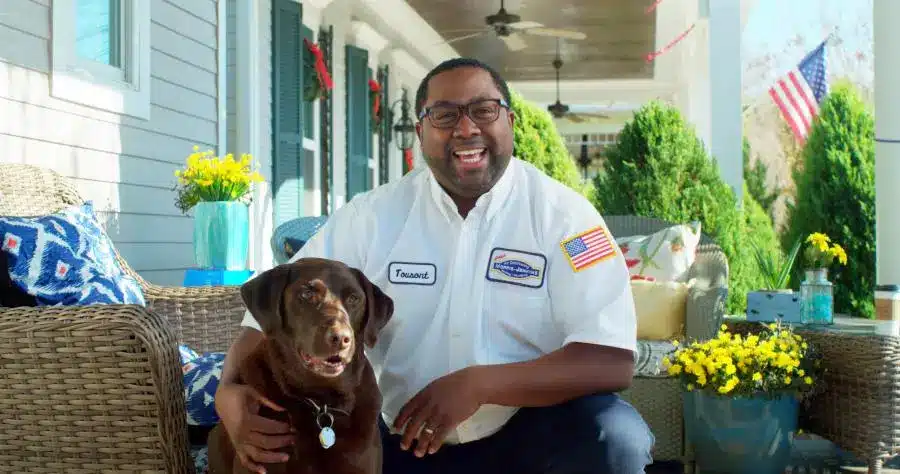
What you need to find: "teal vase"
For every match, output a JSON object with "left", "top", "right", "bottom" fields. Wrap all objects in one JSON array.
[
  {"left": 192, "top": 201, "right": 250, "bottom": 270},
  {"left": 683, "top": 391, "right": 799, "bottom": 474},
  {"left": 800, "top": 268, "right": 834, "bottom": 325}
]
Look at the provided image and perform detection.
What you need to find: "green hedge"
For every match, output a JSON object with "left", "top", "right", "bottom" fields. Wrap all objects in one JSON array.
[
  {"left": 782, "top": 82, "right": 876, "bottom": 318},
  {"left": 509, "top": 89, "right": 590, "bottom": 197},
  {"left": 592, "top": 100, "right": 782, "bottom": 314}
]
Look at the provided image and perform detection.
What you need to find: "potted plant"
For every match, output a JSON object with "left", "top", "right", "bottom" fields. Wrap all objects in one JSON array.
[
  {"left": 174, "top": 146, "right": 263, "bottom": 271},
  {"left": 746, "top": 237, "right": 803, "bottom": 323},
  {"left": 664, "top": 323, "right": 822, "bottom": 474},
  {"left": 799, "top": 232, "right": 848, "bottom": 324}
]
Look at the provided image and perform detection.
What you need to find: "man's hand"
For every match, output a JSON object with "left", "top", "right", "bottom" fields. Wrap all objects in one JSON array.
[
  {"left": 392, "top": 366, "right": 489, "bottom": 457},
  {"left": 215, "top": 383, "right": 295, "bottom": 474}
]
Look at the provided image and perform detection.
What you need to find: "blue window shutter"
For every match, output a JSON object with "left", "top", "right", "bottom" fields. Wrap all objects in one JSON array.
[
  {"left": 271, "top": 0, "right": 304, "bottom": 227},
  {"left": 345, "top": 44, "right": 370, "bottom": 201},
  {"left": 301, "top": 23, "right": 315, "bottom": 140}
]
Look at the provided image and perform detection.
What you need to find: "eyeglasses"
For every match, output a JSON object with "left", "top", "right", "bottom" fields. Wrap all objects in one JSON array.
[{"left": 418, "top": 98, "right": 510, "bottom": 129}]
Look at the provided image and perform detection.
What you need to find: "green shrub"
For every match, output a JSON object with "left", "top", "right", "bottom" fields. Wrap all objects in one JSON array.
[
  {"left": 592, "top": 100, "right": 782, "bottom": 314},
  {"left": 782, "top": 82, "right": 876, "bottom": 318},
  {"left": 509, "top": 89, "right": 590, "bottom": 196},
  {"left": 743, "top": 137, "right": 780, "bottom": 216}
]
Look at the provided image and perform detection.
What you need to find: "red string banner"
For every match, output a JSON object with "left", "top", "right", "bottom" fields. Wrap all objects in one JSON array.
[
  {"left": 645, "top": 0, "right": 664, "bottom": 14},
  {"left": 645, "top": 23, "right": 696, "bottom": 62}
]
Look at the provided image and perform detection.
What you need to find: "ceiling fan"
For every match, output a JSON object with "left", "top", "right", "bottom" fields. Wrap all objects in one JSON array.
[
  {"left": 547, "top": 41, "right": 610, "bottom": 122},
  {"left": 438, "top": 0, "right": 587, "bottom": 51}
]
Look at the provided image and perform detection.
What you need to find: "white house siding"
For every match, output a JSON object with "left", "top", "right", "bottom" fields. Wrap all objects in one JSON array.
[{"left": 0, "top": 0, "right": 221, "bottom": 286}]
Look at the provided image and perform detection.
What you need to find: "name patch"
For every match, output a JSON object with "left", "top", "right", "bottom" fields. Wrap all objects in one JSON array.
[
  {"left": 485, "top": 248, "right": 546, "bottom": 289},
  {"left": 388, "top": 262, "right": 437, "bottom": 285}
]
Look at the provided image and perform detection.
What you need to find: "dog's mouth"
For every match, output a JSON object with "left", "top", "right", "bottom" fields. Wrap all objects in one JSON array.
[{"left": 300, "top": 352, "right": 349, "bottom": 377}]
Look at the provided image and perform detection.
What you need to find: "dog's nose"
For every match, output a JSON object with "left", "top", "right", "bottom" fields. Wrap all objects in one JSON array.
[{"left": 326, "top": 325, "right": 352, "bottom": 351}]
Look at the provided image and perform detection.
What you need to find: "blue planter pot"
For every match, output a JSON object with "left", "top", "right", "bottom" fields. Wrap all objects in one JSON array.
[
  {"left": 684, "top": 391, "right": 799, "bottom": 474},
  {"left": 192, "top": 201, "right": 249, "bottom": 270}
]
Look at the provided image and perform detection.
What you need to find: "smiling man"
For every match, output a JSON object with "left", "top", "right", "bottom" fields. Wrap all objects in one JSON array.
[{"left": 215, "top": 57, "right": 654, "bottom": 474}]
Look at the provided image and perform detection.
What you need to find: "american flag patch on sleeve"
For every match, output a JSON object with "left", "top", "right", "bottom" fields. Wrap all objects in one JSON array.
[{"left": 560, "top": 225, "right": 616, "bottom": 272}]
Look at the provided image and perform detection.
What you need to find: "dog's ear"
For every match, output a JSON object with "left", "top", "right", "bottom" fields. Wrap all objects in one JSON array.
[
  {"left": 350, "top": 268, "right": 394, "bottom": 348},
  {"left": 240, "top": 264, "right": 295, "bottom": 334}
]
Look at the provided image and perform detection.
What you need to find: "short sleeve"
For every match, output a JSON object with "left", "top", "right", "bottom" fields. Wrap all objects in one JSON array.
[
  {"left": 547, "top": 201, "right": 637, "bottom": 354},
  {"left": 240, "top": 199, "right": 367, "bottom": 331}
]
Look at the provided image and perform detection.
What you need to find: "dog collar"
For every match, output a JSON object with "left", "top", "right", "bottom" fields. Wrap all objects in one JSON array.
[{"left": 304, "top": 397, "right": 350, "bottom": 449}]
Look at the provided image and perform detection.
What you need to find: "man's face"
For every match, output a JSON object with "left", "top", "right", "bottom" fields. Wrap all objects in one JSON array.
[{"left": 416, "top": 67, "right": 515, "bottom": 200}]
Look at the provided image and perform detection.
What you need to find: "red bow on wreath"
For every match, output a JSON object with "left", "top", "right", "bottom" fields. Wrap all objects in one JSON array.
[
  {"left": 304, "top": 38, "right": 333, "bottom": 90},
  {"left": 368, "top": 79, "right": 382, "bottom": 118},
  {"left": 404, "top": 148, "right": 414, "bottom": 172}
]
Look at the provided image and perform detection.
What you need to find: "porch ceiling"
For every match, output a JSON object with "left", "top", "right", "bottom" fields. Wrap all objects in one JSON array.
[{"left": 404, "top": 0, "right": 656, "bottom": 81}]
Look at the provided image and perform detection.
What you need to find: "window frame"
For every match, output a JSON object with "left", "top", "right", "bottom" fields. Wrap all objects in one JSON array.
[{"left": 50, "top": 0, "right": 151, "bottom": 120}]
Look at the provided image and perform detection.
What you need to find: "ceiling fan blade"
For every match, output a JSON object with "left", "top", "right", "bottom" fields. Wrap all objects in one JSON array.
[
  {"left": 500, "top": 32, "right": 527, "bottom": 51},
  {"left": 439, "top": 27, "right": 491, "bottom": 34},
  {"left": 442, "top": 31, "right": 488, "bottom": 45},
  {"left": 507, "top": 20, "right": 543, "bottom": 30},
  {"left": 524, "top": 27, "right": 586, "bottom": 40},
  {"left": 580, "top": 113, "right": 612, "bottom": 119}
]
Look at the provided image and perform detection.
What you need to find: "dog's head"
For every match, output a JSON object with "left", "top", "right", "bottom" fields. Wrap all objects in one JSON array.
[{"left": 240, "top": 258, "right": 394, "bottom": 378}]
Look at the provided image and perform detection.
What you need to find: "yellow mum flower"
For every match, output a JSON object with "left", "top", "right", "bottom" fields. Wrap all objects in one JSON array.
[
  {"left": 784, "top": 376, "right": 792, "bottom": 385},
  {"left": 807, "top": 232, "right": 830, "bottom": 250},
  {"left": 804, "top": 376, "right": 813, "bottom": 385},
  {"left": 752, "top": 372, "right": 763, "bottom": 382},
  {"left": 830, "top": 244, "right": 848, "bottom": 265}
]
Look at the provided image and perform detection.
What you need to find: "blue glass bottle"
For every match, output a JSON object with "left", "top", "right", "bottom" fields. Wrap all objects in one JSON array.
[{"left": 800, "top": 268, "right": 833, "bottom": 324}]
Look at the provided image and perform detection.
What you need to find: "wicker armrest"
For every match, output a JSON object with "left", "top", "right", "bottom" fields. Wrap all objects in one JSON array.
[
  {"left": 794, "top": 331, "right": 900, "bottom": 465},
  {"left": 0, "top": 304, "right": 193, "bottom": 473},
  {"left": 684, "top": 244, "right": 729, "bottom": 341},
  {"left": 142, "top": 283, "right": 246, "bottom": 354}
]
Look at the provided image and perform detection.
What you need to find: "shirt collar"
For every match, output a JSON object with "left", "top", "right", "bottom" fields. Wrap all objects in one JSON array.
[{"left": 426, "top": 157, "right": 517, "bottom": 224}]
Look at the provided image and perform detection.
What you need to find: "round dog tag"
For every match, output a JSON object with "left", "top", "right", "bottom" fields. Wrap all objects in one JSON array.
[{"left": 319, "top": 426, "right": 336, "bottom": 449}]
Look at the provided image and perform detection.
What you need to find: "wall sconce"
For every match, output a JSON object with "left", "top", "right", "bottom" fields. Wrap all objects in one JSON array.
[{"left": 391, "top": 88, "right": 416, "bottom": 151}]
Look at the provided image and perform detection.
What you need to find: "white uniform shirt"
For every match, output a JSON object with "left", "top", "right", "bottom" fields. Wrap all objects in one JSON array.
[{"left": 241, "top": 157, "right": 637, "bottom": 444}]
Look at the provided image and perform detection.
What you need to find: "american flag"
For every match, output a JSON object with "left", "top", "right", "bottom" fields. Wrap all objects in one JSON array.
[
  {"left": 768, "top": 40, "right": 829, "bottom": 143},
  {"left": 561, "top": 226, "right": 615, "bottom": 272}
]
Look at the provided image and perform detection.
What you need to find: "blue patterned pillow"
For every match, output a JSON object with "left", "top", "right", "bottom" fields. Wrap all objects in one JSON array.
[
  {"left": 0, "top": 202, "right": 145, "bottom": 306},
  {"left": 180, "top": 344, "right": 226, "bottom": 426}
]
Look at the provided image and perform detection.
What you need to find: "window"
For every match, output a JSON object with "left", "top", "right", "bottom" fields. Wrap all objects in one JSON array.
[{"left": 51, "top": 0, "right": 151, "bottom": 119}]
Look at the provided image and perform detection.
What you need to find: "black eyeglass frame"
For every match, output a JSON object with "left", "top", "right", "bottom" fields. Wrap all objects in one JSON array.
[{"left": 417, "top": 98, "right": 511, "bottom": 129}]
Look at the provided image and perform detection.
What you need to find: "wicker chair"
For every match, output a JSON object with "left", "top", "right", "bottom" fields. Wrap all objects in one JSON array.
[
  {"left": 0, "top": 164, "right": 246, "bottom": 473},
  {"left": 604, "top": 215, "right": 730, "bottom": 466}
]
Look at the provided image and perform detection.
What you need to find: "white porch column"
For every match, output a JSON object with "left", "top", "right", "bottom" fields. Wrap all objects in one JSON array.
[
  {"left": 874, "top": 0, "right": 900, "bottom": 286},
  {"left": 235, "top": 0, "right": 273, "bottom": 271},
  {"left": 708, "top": 0, "right": 743, "bottom": 203}
]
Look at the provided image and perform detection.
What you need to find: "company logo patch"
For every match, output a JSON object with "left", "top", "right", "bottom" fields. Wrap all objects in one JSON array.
[
  {"left": 485, "top": 248, "right": 546, "bottom": 289},
  {"left": 388, "top": 262, "right": 437, "bottom": 285}
]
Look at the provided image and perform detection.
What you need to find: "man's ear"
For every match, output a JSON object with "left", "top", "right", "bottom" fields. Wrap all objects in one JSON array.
[
  {"left": 240, "top": 264, "right": 295, "bottom": 334},
  {"left": 350, "top": 267, "right": 394, "bottom": 348}
]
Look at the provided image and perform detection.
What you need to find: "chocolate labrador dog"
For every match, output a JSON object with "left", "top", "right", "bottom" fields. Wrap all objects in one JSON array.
[{"left": 207, "top": 258, "right": 394, "bottom": 474}]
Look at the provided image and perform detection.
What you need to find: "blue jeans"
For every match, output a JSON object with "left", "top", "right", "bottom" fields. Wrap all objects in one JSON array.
[{"left": 380, "top": 393, "right": 655, "bottom": 474}]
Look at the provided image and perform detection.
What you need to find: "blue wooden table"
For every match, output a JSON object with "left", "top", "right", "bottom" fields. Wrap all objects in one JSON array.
[{"left": 183, "top": 268, "right": 254, "bottom": 287}]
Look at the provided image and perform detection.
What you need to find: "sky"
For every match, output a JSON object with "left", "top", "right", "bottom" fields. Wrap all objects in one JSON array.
[{"left": 741, "top": 0, "right": 873, "bottom": 99}]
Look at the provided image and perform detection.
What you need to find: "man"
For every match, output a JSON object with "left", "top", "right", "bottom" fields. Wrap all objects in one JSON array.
[{"left": 215, "top": 57, "right": 654, "bottom": 474}]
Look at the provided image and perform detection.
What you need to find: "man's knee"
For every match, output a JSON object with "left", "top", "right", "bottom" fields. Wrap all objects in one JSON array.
[{"left": 564, "top": 393, "right": 655, "bottom": 472}]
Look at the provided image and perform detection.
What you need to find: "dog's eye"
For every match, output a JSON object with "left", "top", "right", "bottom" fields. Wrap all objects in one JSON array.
[
  {"left": 346, "top": 294, "right": 361, "bottom": 306},
  {"left": 300, "top": 287, "right": 316, "bottom": 300}
]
